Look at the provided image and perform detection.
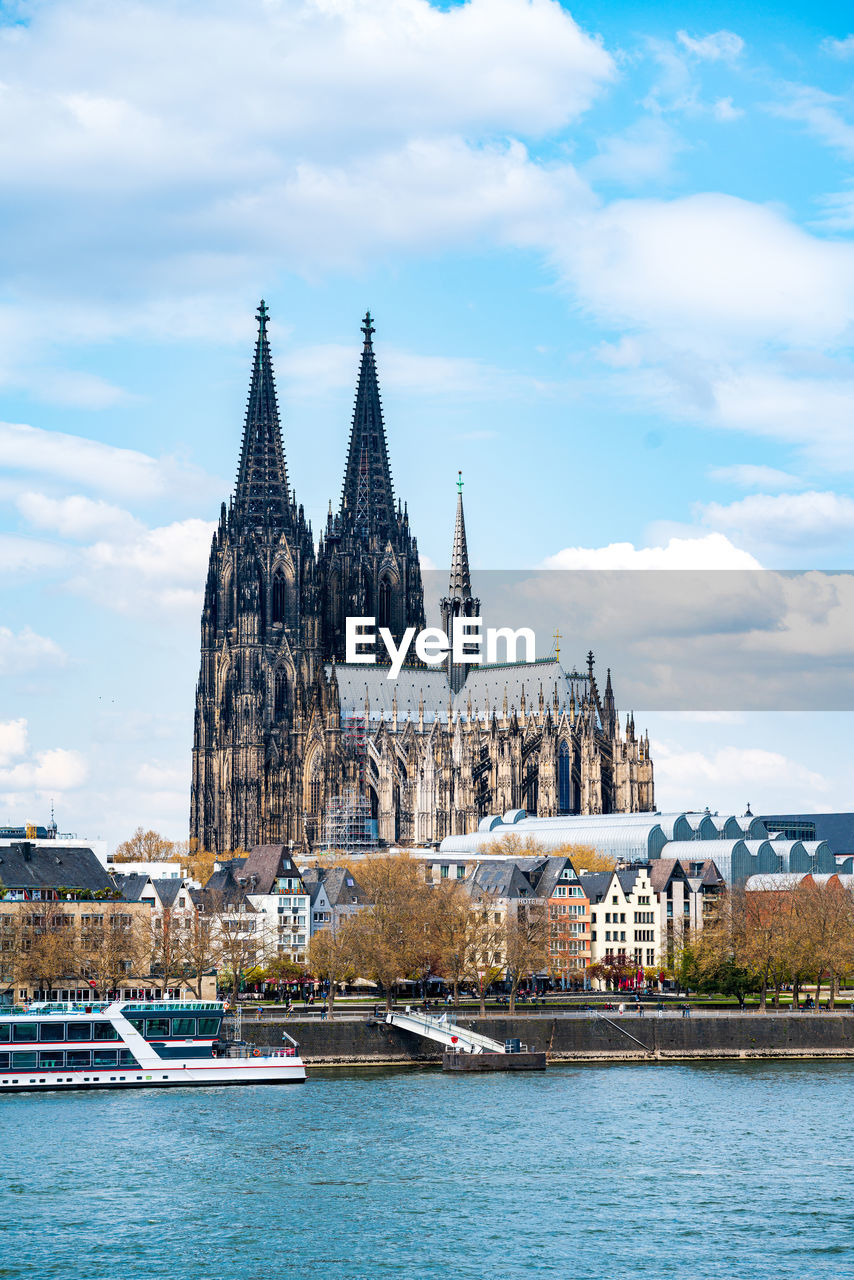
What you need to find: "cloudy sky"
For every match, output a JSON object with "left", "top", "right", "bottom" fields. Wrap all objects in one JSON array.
[{"left": 2, "top": 0, "right": 854, "bottom": 845}]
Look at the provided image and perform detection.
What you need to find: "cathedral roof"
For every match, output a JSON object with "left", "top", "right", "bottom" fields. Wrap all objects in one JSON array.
[{"left": 328, "top": 657, "right": 591, "bottom": 725}]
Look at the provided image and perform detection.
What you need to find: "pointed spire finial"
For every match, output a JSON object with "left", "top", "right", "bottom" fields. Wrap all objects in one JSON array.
[
  {"left": 340, "top": 312, "right": 395, "bottom": 537},
  {"left": 234, "top": 299, "right": 291, "bottom": 525},
  {"left": 448, "top": 470, "right": 473, "bottom": 599}
]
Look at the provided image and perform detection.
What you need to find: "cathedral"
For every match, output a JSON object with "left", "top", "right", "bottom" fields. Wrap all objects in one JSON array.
[{"left": 190, "top": 303, "right": 654, "bottom": 855}]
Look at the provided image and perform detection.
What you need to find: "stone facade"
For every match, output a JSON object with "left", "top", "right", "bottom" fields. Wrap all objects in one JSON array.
[{"left": 190, "top": 303, "right": 654, "bottom": 855}]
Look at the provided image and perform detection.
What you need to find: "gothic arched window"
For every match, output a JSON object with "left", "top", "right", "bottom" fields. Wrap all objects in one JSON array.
[
  {"left": 223, "top": 575, "right": 234, "bottom": 629},
  {"left": 378, "top": 577, "right": 392, "bottom": 631},
  {"left": 309, "top": 754, "right": 323, "bottom": 815},
  {"left": 257, "top": 567, "right": 266, "bottom": 639},
  {"left": 272, "top": 570, "right": 287, "bottom": 625},
  {"left": 558, "top": 740, "right": 571, "bottom": 814},
  {"left": 274, "top": 669, "right": 288, "bottom": 720}
]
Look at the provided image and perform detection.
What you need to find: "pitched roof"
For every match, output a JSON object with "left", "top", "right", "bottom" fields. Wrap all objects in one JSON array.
[
  {"left": 113, "top": 872, "right": 152, "bottom": 902},
  {"left": 151, "top": 878, "right": 183, "bottom": 908},
  {"left": 321, "top": 866, "right": 367, "bottom": 907},
  {"left": 579, "top": 872, "right": 615, "bottom": 903},
  {"left": 240, "top": 844, "right": 303, "bottom": 894},
  {"left": 0, "top": 842, "right": 114, "bottom": 893}
]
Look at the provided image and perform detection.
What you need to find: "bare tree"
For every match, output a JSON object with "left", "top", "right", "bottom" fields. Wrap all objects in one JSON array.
[
  {"left": 504, "top": 903, "right": 549, "bottom": 1014},
  {"left": 307, "top": 921, "right": 357, "bottom": 1019}
]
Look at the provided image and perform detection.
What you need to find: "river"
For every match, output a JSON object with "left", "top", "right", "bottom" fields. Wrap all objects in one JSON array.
[{"left": 2, "top": 1061, "right": 851, "bottom": 1279}]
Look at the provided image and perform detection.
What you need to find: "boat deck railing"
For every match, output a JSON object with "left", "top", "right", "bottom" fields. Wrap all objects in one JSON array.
[{"left": 1, "top": 1000, "right": 224, "bottom": 1018}]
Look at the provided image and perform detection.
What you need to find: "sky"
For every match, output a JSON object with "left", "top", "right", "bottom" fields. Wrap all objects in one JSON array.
[{"left": 2, "top": 0, "right": 854, "bottom": 845}]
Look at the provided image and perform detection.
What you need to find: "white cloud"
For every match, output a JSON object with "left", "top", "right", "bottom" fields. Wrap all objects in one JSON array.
[
  {"left": 821, "top": 35, "right": 854, "bottom": 59},
  {"left": 700, "top": 490, "right": 854, "bottom": 553},
  {"left": 281, "top": 340, "right": 519, "bottom": 398},
  {"left": 0, "top": 627, "right": 66, "bottom": 676},
  {"left": 708, "top": 464, "right": 802, "bottom": 490},
  {"left": 0, "top": 534, "right": 68, "bottom": 575},
  {"left": 71, "top": 516, "right": 216, "bottom": 614},
  {"left": 770, "top": 85, "right": 854, "bottom": 158},
  {"left": 0, "top": 421, "right": 214, "bottom": 502},
  {"left": 542, "top": 532, "right": 761, "bottom": 570},
  {"left": 0, "top": 718, "right": 87, "bottom": 794},
  {"left": 676, "top": 30, "right": 744, "bottom": 62},
  {"left": 17, "top": 491, "right": 142, "bottom": 541},
  {"left": 712, "top": 96, "right": 743, "bottom": 122},
  {"left": 564, "top": 193, "right": 854, "bottom": 349},
  {"left": 585, "top": 118, "right": 684, "bottom": 185},
  {"left": 0, "top": 747, "right": 88, "bottom": 793},
  {"left": 0, "top": 720, "right": 30, "bottom": 767},
  {"left": 653, "top": 739, "right": 828, "bottom": 812},
  {"left": 0, "top": 421, "right": 162, "bottom": 498}
]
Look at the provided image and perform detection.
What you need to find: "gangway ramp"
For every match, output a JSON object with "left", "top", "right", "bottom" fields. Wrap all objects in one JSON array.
[{"left": 385, "top": 1009, "right": 505, "bottom": 1054}]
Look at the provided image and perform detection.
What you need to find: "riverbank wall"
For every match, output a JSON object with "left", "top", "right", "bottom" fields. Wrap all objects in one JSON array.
[{"left": 241, "top": 1012, "right": 854, "bottom": 1066}]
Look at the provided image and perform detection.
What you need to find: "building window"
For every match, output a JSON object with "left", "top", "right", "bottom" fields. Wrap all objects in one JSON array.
[{"left": 558, "top": 740, "right": 571, "bottom": 813}]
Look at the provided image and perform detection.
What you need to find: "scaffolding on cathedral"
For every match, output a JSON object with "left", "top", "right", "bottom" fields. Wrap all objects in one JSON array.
[{"left": 322, "top": 786, "right": 374, "bottom": 853}]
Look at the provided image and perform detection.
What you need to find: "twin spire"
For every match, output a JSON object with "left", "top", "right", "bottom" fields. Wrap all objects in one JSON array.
[
  {"left": 235, "top": 300, "right": 291, "bottom": 525},
  {"left": 339, "top": 311, "right": 397, "bottom": 540},
  {"left": 234, "top": 304, "right": 468, "bottom": 585}
]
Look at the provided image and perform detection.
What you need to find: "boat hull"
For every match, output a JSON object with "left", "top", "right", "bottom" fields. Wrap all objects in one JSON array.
[{"left": 0, "top": 1057, "right": 306, "bottom": 1092}]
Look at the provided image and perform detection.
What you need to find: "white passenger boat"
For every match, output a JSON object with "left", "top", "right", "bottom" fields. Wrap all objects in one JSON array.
[{"left": 0, "top": 999, "right": 306, "bottom": 1091}]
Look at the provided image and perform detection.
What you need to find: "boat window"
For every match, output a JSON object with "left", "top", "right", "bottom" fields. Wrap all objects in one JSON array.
[
  {"left": 0, "top": 1052, "right": 9, "bottom": 1069},
  {"left": 12, "top": 1023, "right": 38, "bottom": 1043},
  {"left": 11, "top": 1052, "right": 38, "bottom": 1070},
  {"left": 40, "top": 1023, "right": 65, "bottom": 1041},
  {"left": 145, "top": 1018, "right": 170, "bottom": 1037},
  {"left": 119, "top": 1050, "right": 138, "bottom": 1067},
  {"left": 39, "top": 1051, "right": 64, "bottom": 1069},
  {"left": 66, "top": 1023, "right": 93, "bottom": 1042},
  {"left": 128, "top": 1017, "right": 145, "bottom": 1033},
  {"left": 66, "top": 1050, "right": 92, "bottom": 1068},
  {"left": 198, "top": 1018, "right": 220, "bottom": 1036},
  {"left": 93, "top": 1050, "right": 119, "bottom": 1067},
  {"left": 172, "top": 1018, "right": 196, "bottom": 1036},
  {"left": 93, "top": 1022, "right": 119, "bottom": 1041},
  {"left": 0, "top": 1025, "right": 10, "bottom": 1043}
]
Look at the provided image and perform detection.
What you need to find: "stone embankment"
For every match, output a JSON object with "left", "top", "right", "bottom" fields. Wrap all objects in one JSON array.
[{"left": 242, "top": 1012, "right": 854, "bottom": 1066}]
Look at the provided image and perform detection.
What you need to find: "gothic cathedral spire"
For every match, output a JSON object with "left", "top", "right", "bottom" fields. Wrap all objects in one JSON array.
[
  {"left": 339, "top": 312, "right": 396, "bottom": 540},
  {"left": 234, "top": 300, "right": 291, "bottom": 525},
  {"left": 449, "top": 470, "right": 473, "bottom": 600},
  {"left": 440, "top": 471, "right": 480, "bottom": 694}
]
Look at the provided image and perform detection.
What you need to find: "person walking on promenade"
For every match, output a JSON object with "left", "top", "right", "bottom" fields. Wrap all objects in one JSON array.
[
  {"left": 637, "top": 1001, "right": 645, "bottom": 1017},
  {"left": 657, "top": 1000, "right": 664, "bottom": 1018}
]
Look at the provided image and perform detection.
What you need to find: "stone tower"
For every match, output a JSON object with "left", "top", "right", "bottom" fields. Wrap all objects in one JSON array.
[
  {"left": 317, "top": 312, "right": 425, "bottom": 658},
  {"left": 190, "top": 302, "right": 318, "bottom": 854},
  {"left": 440, "top": 472, "right": 480, "bottom": 692}
]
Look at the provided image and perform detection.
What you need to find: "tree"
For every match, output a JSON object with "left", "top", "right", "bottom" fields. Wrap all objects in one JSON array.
[
  {"left": 504, "top": 903, "right": 549, "bottom": 1013},
  {"left": 206, "top": 893, "right": 271, "bottom": 1004},
  {"left": 113, "top": 827, "right": 179, "bottom": 863},
  {"left": 432, "top": 881, "right": 473, "bottom": 1006},
  {"left": 462, "top": 899, "right": 506, "bottom": 1016},
  {"left": 180, "top": 906, "right": 220, "bottom": 999},
  {"left": 307, "top": 922, "right": 357, "bottom": 1019},
  {"left": 80, "top": 905, "right": 144, "bottom": 997},
  {"left": 795, "top": 878, "right": 854, "bottom": 1010},
  {"left": 15, "top": 904, "right": 80, "bottom": 997},
  {"left": 347, "top": 853, "right": 429, "bottom": 1008},
  {"left": 148, "top": 906, "right": 186, "bottom": 995}
]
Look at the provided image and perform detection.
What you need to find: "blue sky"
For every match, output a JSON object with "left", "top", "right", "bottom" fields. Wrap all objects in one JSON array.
[{"left": 2, "top": 0, "right": 854, "bottom": 844}]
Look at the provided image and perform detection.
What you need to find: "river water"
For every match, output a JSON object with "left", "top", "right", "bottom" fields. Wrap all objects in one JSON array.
[{"left": 2, "top": 1061, "right": 851, "bottom": 1279}]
